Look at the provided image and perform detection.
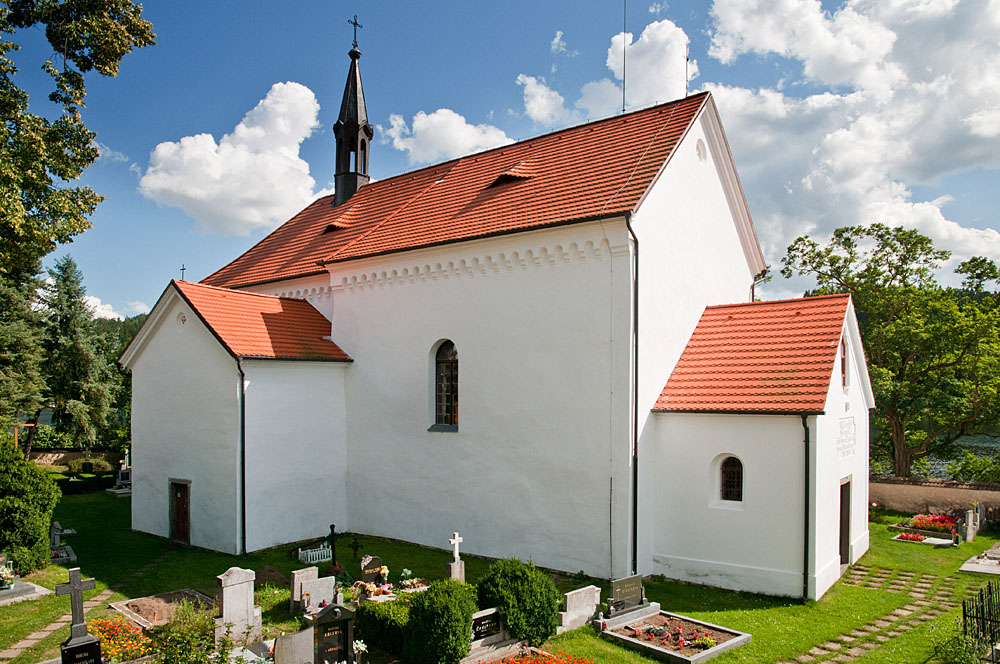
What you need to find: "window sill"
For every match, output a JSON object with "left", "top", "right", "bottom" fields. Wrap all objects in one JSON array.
[
  {"left": 710, "top": 500, "right": 744, "bottom": 511},
  {"left": 428, "top": 424, "right": 458, "bottom": 433}
]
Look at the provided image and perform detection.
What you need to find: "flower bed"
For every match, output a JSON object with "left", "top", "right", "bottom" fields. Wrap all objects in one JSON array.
[
  {"left": 897, "top": 532, "right": 925, "bottom": 542},
  {"left": 89, "top": 615, "right": 153, "bottom": 662},
  {"left": 911, "top": 514, "right": 958, "bottom": 533},
  {"left": 601, "top": 611, "right": 751, "bottom": 663}
]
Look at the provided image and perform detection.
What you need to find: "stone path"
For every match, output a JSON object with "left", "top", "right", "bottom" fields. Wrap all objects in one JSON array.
[
  {"left": 774, "top": 565, "right": 979, "bottom": 663},
  {"left": 0, "top": 550, "right": 174, "bottom": 662}
]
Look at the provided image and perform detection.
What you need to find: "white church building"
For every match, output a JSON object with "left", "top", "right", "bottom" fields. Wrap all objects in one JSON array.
[{"left": 121, "top": 43, "right": 874, "bottom": 600}]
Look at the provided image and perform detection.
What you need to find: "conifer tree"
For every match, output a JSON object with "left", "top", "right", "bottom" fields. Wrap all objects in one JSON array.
[{"left": 35, "top": 255, "right": 116, "bottom": 455}]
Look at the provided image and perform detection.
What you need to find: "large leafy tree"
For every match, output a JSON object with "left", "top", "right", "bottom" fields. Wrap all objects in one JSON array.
[
  {"left": 1, "top": 0, "right": 154, "bottom": 277},
  {"left": 0, "top": 260, "right": 46, "bottom": 422},
  {"left": 92, "top": 312, "right": 145, "bottom": 450},
  {"left": 782, "top": 223, "right": 1000, "bottom": 476},
  {"left": 32, "top": 254, "right": 117, "bottom": 455}
]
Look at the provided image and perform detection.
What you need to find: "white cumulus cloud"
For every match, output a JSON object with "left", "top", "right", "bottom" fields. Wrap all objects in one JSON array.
[
  {"left": 126, "top": 301, "right": 151, "bottom": 315},
  {"left": 516, "top": 74, "right": 580, "bottom": 127},
  {"left": 138, "top": 82, "right": 328, "bottom": 236},
  {"left": 380, "top": 109, "right": 513, "bottom": 164},
  {"left": 84, "top": 295, "right": 123, "bottom": 321}
]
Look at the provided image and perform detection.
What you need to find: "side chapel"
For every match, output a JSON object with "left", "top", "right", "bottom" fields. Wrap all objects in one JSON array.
[{"left": 122, "top": 39, "right": 874, "bottom": 600}]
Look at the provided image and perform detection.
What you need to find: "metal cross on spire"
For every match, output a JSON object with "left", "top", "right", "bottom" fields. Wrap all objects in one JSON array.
[{"left": 348, "top": 14, "right": 363, "bottom": 49}]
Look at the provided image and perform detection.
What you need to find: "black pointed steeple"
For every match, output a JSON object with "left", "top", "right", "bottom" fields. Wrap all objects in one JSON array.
[{"left": 333, "top": 41, "right": 374, "bottom": 206}]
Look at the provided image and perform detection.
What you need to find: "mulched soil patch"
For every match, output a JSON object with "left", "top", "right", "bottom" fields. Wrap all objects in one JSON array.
[
  {"left": 255, "top": 565, "right": 290, "bottom": 587},
  {"left": 613, "top": 613, "right": 735, "bottom": 656},
  {"left": 126, "top": 590, "right": 214, "bottom": 625}
]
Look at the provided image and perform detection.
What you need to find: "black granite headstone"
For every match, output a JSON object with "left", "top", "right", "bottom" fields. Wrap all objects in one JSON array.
[
  {"left": 60, "top": 637, "right": 102, "bottom": 664},
  {"left": 310, "top": 603, "right": 354, "bottom": 664},
  {"left": 609, "top": 574, "right": 645, "bottom": 614},
  {"left": 472, "top": 611, "right": 502, "bottom": 640},
  {"left": 360, "top": 555, "right": 382, "bottom": 584}
]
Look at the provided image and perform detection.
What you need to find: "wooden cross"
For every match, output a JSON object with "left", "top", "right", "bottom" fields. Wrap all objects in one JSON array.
[
  {"left": 56, "top": 568, "right": 96, "bottom": 639},
  {"left": 348, "top": 14, "right": 363, "bottom": 49},
  {"left": 449, "top": 532, "right": 463, "bottom": 563}
]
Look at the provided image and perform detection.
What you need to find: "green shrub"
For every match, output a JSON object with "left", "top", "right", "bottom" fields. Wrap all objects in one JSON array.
[
  {"left": 0, "top": 438, "right": 61, "bottom": 572},
  {"left": 932, "top": 619, "right": 991, "bottom": 664},
  {"left": 150, "top": 601, "right": 238, "bottom": 664},
  {"left": 403, "top": 579, "right": 477, "bottom": 664},
  {"left": 476, "top": 558, "right": 560, "bottom": 646},
  {"left": 357, "top": 594, "right": 412, "bottom": 654},
  {"left": 66, "top": 457, "right": 113, "bottom": 472},
  {"left": 33, "top": 426, "right": 78, "bottom": 449}
]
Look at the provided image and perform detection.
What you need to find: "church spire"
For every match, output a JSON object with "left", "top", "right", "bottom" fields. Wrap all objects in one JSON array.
[{"left": 333, "top": 15, "right": 374, "bottom": 207}]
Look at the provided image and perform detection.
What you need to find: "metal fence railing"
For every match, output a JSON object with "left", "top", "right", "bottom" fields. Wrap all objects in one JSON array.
[{"left": 964, "top": 580, "right": 1000, "bottom": 662}]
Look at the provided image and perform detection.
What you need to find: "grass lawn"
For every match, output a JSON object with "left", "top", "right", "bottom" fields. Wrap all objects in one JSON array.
[{"left": 2, "top": 494, "right": 995, "bottom": 663}]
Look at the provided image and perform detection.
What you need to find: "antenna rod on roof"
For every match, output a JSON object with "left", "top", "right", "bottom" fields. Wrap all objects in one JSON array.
[
  {"left": 685, "top": 42, "right": 688, "bottom": 97},
  {"left": 622, "top": 0, "right": 626, "bottom": 114}
]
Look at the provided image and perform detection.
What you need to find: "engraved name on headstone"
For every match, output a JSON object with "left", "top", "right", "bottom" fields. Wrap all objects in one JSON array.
[
  {"left": 360, "top": 555, "right": 382, "bottom": 584},
  {"left": 609, "top": 574, "right": 644, "bottom": 613},
  {"left": 472, "top": 611, "right": 502, "bottom": 640}
]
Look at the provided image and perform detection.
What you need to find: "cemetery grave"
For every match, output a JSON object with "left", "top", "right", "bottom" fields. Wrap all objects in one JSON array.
[
  {"left": 596, "top": 575, "right": 750, "bottom": 663},
  {"left": 109, "top": 589, "right": 214, "bottom": 629}
]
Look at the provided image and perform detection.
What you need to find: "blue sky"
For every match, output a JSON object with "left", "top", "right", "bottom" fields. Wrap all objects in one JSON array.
[{"left": 11, "top": 0, "right": 1000, "bottom": 316}]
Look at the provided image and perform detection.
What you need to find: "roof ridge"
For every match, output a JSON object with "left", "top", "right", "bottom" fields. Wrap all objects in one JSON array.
[
  {"left": 175, "top": 279, "right": 308, "bottom": 304},
  {"left": 704, "top": 293, "right": 851, "bottom": 311}
]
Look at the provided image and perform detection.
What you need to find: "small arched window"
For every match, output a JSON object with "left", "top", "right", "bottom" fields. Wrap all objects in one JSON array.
[
  {"left": 721, "top": 457, "right": 743, "bottom": 502},
  {"left": 435, "top": 341, "right": 458, "bottom": 427}
]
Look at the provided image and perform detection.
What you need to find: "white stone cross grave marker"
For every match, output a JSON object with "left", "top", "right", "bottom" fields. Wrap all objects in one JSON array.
[{"left": 447, "top": 532, "right": 465, "bottom": 583}]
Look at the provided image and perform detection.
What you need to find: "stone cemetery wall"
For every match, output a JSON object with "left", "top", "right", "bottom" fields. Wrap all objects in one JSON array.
[
  {"left": 871, "top": 477, "right": 1000, "bottom": 520},
  {"left": 30, "top": 450, "right": 125, "bottom": 467}
]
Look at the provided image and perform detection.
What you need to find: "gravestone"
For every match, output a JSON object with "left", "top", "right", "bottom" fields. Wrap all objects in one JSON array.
[
  {"left": 50, "top": 522, "right": 61, "bottom": 549},
  {"left": 299, "top": 576, "right": 337, "bottom": 613},
  {"left": 608, "top": 574, "right": 646, "bottom": 616},
  {"left": 360, "top": 555, "right": 383, "bottom": 584},
  {"left": 464, "top": 607, "right": 519, "bottom": 663},
  {"left": 327, "top": 524, "right": 342, "bottom": 567},
  {"left": 447, "top": 532, "right": 465, "bottom": 583},
  {"left": 273, "top": 626, "right": 314, "bottom": 664},
  {"left": 558, "top": 585, "right": 601, "bottom": 634},
  {"left": 214, "top": 567, "right": 262, "bottom": 645},
  {"left": 56, "top": 568, "right": 102, "bottom": 664},
  {"left": 966, "top": 509, "right": 976, "bottom": 542},
  {"left": 289, "top": 567, "right": 318, "bottom": 612},
  {"left": 307, "top": 603, "right": 355, "bottom": 664}
]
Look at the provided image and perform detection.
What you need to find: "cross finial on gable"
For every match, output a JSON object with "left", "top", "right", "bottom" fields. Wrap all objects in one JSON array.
[{"left": 348, "top": 14, "right": 363, "bottom": 49}]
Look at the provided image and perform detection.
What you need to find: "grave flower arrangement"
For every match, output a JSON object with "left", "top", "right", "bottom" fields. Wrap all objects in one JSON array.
[
  {"left": 912, "top": 514, "right": 958, "bottom": 533},
  {"left": 397, "top": 568, "right": 429, "bottom": 590},
  {"left": 88, "top": 615, "right": 153, "bottom": 662},
  {"left": 620, "top": 618, "right": 722, "bottom": 653},
  {"left": 0, "top": 564, "right": 14, "bottom": 587},
  {"left": 898, "top": 532, "right": 925, "bottom": 542},
  {"left": 353, "top": 580, "right": 394, "bottom": 598}
]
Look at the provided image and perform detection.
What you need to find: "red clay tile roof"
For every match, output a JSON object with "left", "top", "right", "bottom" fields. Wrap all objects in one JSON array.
[
  {"left": 654, "top": 294, "right": 852, "bottom": 414},
  {"left": 172, "top": 280, "right": 350, "bottom": 361},
  {"left": 203, "top": 92, "right": 712, "bottom": 288}
]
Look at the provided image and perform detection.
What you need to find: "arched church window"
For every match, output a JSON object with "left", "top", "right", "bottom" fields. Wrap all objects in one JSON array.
[
  {"left": 435, "top": 341, "right": 458, "bottom": 427},
  {"left": 721, "top": 456, "right": 743, "bottom": 501}
]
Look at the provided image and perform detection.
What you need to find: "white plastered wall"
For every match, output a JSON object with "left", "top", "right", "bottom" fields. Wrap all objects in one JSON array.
[
  {"left": 242, "top": 360, "right": 349, "bottom": 551},
  {"left": 811, "top": 314, "right": 872, "bottom": 598},
  {"left": 308, "top": 221, "right": 635, "bottom": 578},
  {"left": 651, "top": 413, "right": 807, "bottom": 597},
  {"left": 128, "top": 297, "right": 242, "bottom": 553},
  {"left": 633, "top": 108, "right": 760, "bottom": 574}
]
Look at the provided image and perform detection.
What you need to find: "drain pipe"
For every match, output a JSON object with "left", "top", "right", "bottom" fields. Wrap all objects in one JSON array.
[
  {"left": 237, "top": 358, "right": 248, "bottom": 556},
  {"left": 625, "top": 211, "right": 639, "bottom": 575},
  {"left": 801, "top": 414, "right": 811, "bottom": 601}
]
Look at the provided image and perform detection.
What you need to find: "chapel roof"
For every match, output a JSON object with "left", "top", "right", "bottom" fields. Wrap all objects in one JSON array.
[
  {"left": 653, "top": 294, "right": 853, "bottom": 414},
  {"left": 202, "top": 91, "right": 716, "bottom": 289},
  {"left": 172, "top": 280, "right": 351, "bottom": 361}
]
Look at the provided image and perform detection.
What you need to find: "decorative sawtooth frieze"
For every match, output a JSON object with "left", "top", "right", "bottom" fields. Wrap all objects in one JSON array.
[{"left": 336, "top": 236, "right": 622, "bottom": 292}]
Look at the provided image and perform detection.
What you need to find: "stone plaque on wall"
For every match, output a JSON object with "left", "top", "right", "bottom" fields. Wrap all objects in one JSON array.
[{"left": 837, "top": 417, "right": 856, "bottom": 458}]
